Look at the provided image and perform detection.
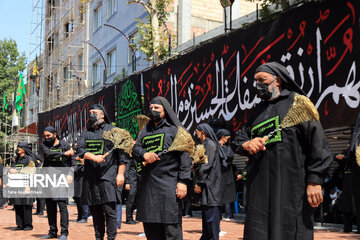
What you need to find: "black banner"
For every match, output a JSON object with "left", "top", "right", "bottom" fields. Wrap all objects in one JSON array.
[
  {"left": 115, "top": 75, "right": 143, "bottom": 139},
  {"left": 38, "top": 85, "right": 115, "bottom": 143},
  {"left": 141, "top": 0, "right": 360, "bottom": 133}
]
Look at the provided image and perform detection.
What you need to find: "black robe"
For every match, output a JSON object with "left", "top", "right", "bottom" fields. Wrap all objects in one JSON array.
[
  {"left": 220, "top": 145, "right": 236, "bottom": 204},
  {"left": 232, "top": 90, "right": 333, "bottom": 240},
  {"left": 77, "top": 122, "right": 130, "bottom": 205},
  {"left": 132, "top": 119, "right": 192, "bottom": 224},
  {"left": 196, "top": 138, "right": 223, "bottom": 207},
  {"left": 40, "top": 139, "right": 76, "bottom": 201},
  {"left": 10, "top": 155, "right": 36, "bottom": 206}
]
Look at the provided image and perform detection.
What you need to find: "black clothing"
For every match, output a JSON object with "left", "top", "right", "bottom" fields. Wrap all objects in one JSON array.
[
  {"left": 200, "top": 206, "right": 221, "bottom": 240},
  {"left": 196, "top": 138, "right": 223, "bottom": 207},
  {"left": 125, "top": 160, "right": 137, "bottom": 221},
  {"left": 77, "top": 122, "right": 129, "bottom": 205},
  {"left": 35, "top": 198, "right": 45, "bottom": 214},
  {"left": 46, "top": 199, "right": 68, "bottom": 236},
  {"left": 40, "top": 140, "right": 76, "bottom": 168},
  {"left": 14, "top": 205, "right": 33, "bottom": 229},
  {"left": 220, "top": 145, "right": 236, "bottom": 204},
  {"left": 89, "top": 203, "right": 117, "bottom": 240},
  {"left": 232, "top": 90, "right": 333, "bottom": 240},
  {"left": 150, "top": 96, "right": 182, "bottom": 127},
  {"left": 143, "top": 222, "right": 183, "bottom": 240},
  {"left": 132, "top": 119, "right": 192, "bottom": 224},
  {"left": 197, "top": 123, "right": 226, "bottom": 164}
]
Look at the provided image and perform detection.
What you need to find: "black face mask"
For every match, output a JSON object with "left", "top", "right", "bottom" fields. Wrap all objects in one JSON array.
[
  {"left": 256, "top": 82, "right": 273, "bottom": 101},
  {"left": 89, "top": 113, "right": 99, "bottom": 125},
  {"left": 15, "top": 149, "right": 20, "bottom": 156},
  {"left": 44, "top": 137, "right": 56, "bottom": 146},
  {"left": 149, "top": 110, "right": 162, "bottom": 122}
]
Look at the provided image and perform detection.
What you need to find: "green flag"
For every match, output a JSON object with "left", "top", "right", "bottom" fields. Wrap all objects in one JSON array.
[
  {"left": 2, "top": 92, "right": 7, "bottom": 111},
  {"left": 15, "top": 72, "right": 26, "bottom": 112}
]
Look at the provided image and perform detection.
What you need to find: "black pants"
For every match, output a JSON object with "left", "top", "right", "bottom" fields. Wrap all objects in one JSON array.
[
  {"left": 143, "top": 222, "right": 183, "bottom": 240},
  {"left": 15, "top": 205, "right": 33, "bottom": 229},
  {"left": 45, "top": 199, "right": 69, "bottom": 236},
  {"left": 126, "top": 194, "right": 136, "bottom": 221},
  {"left": 200, "top": 206, "right": 221, "bottom": 240},
  {"left": 89, "top": 202, "right": 117, "bottom": 240},
  {"left": 36, "top": 198, "right": 45, "bottom": 213}
]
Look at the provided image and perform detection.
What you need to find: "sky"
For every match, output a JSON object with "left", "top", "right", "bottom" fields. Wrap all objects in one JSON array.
[{"left": 0, "top": 0, "right": 35, "bottom": 70}]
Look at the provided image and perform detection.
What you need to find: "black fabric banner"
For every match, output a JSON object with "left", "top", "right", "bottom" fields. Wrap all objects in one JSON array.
[
  {"left": 38, "top": 85, "right": 115, "bottom": 143},
  {"left": 115, "top": 74, "right": 143, "bottom": 139},
  {"left": 141, "top": 0, "right": 360, "bottom": 134}
]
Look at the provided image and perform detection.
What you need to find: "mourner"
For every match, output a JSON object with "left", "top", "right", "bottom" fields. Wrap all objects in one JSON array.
[
  {"left": 9, "top": 142, "right": 37, "bottom": 231},
  {"left": 195, "top": 123, "right": 223, "bottom": 240},
  {"left": 132, "top": 96, "right": 192, "bottom": 240},
  {"left": 232, "top": 62, "right": 333, "bottom": 240},
  {"left": 39, "top": 126, "right": 76, "bottom": 240},
  {"left": 76, "top": 104, "right": 129, "bottom": 240},
  {"left": 216, "top": 129, "right": 236, "bottom": 221}
]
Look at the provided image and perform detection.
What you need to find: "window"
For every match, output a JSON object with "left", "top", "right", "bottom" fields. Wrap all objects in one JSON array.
[
  {"left": 128, "top": 32, "right": 141, "bottom": 64},
  {"left": 64, "top": 21, "right": 73, "bottom": 38},
  {"left": 78, "top": 54, "right": 83, "bottom": 71},
  {"left": 63, "top": 66, "right": 70, "bottom": 82},
  {"left": 94, "top": 6, "right": 101, "bottom": 31},
  {"left": 107, "top": 0, "right": 117, "bottom": 18},
  {"left": 93, "top": 61, "right": 101, "bottom": 85},
  {"left": 107, "top": 49, "right": 116, "bottom": 76}
]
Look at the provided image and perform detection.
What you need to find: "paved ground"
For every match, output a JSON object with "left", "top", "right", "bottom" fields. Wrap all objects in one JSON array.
[{"left": 0, "top": 204, "right": 359, "bottom": 240}]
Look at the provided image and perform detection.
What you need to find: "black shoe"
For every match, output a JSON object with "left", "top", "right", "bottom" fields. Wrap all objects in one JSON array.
[
  {"left": 77, "top": 219, "right": 87, "bottom": 223},
  {"left": 24, "top": 226, "right": 33, "bottom": 231},
  {"left": 40, "top": 234, "right": 57, "bottom": 239},
  {"left": 125, "top": 219, "right": 136, "bottom": 224},
  {"left": 12, "top": 226, "right": 23, "bottom": 231}
]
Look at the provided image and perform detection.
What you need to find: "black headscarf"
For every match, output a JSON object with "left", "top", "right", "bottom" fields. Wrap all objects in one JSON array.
[
  {"left": 349, "top": 111, "right": 360, "bottom": 153},
  {"left": 43, "top": 125, "right": 60, "bottom": 139},
  {"left": 89, "top": 104, "right": 111, "bottom": 124},
  {"left": 216, "top": 129, "right": 231, "bottom": 140},
  {"left": 197, "top": 123, "right": 226, "bottom": 163},
  {"left": 150, "top": 96, "right": 182, "bottom": 127},
  {"left": 17, "top": 142, "right": 36, "bottom": 159},
  {"left": 255, "top": 62, "right": 306, "bottom": 95}
]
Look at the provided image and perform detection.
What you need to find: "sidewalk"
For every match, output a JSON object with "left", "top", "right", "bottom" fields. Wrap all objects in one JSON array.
[{"left": 0, "top": 205, "right": 359, "bottom": 239}]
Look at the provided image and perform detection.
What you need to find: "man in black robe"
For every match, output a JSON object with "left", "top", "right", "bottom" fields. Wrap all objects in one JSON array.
[
  {"left": 341, "top": 111, "right": 360, "bottom": 233},
  {"left": 132, "top": 96, "right": 192, "bottom": 240},
  {"left": 232, "top": 62, "right": 333, "bottom": 240},
  {"left": 124, "top": 158, "right": 137, "bottom": 224},
  {"left": 39, "top": 126, "right": 76, "bottom": 240},
  {"left": 76, "top": 104, "right": 129, "bottom": 240},
  {"left": 194, "top": 123, "right": 223, "bottom": 240},
  {"left": 216, "top": 129, "right": 236, "bottom": 221},
  {"left": 9, "top": 142, "right": 36, "bottom": 231},
  {"left": 33, "top": 153, "right": 45, "bottom": 216}
]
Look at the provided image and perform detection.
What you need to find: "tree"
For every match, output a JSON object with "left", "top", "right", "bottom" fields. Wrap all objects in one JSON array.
[
  {"left": 128, "top": 0, "right": 174, "bottom": 63},
  {"left": 0, "top": 38, "right": 26, "bottom": 163}
]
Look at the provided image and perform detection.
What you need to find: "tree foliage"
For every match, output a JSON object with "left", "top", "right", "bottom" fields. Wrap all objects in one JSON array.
[
  {"left": 0, "top": 38, "right": 26, "bottom": 160},
  {"left": 128, "top": 0, "right": 174, "bottom": 63}
]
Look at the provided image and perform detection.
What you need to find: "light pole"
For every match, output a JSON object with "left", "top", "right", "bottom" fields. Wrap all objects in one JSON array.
[
  {"left": 104, "top": 24, "right": 137, "bottom": 73},
  {"left": 220, "top": 0, "right": 235, "bottom": 32},
  {"left": 128, "top": 0, "right": 172, "bottom": 57},
  {"left": 81, "top": 40, "right": 107, "bottom": 86}
]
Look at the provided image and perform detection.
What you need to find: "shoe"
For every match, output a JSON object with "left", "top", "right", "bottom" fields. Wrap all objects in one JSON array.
[
  {"left": 40, "top": 234, "right": 57, "bottom": 239},
  {"left": 219, "top": 231, "right": 227, "bottom": 237},
  {"left": 138, "top": 233, "right": 146, "bottom": 237},
  {"left": 24, "top": 226, "right": 33, "bottom": 231},
  {"left": 125, "top": 219, "right": 136, "bottom": 224},
  {"left": 77, "top": 219, "right": 87, "bottom": 223},
  {"left": 184, "top": 215, "right": 192, "bottom": 218},
  {"left": 38, "top": 212, "right": 44, "bottom": 215},
  {"left": 58, "top": 235, "right": 67, "bottom": 240},
  {"left": 12, "top": 226, "right": 23, "bottom": 231}
]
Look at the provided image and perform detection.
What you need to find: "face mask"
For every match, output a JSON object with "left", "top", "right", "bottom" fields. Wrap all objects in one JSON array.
[
  {"left": 89, "top": 113, "right": 97, "bottom": 126},
  {"left": 44, "top": 137, "right": 56, "bottom": 146},
  {"left": 149, "top": 110, "right": 162, "bottom": 122},
  {"left": 15, "top": 149, "right": 20, "bottom": 156},
  {"left": 256, "top": 77, "right": 278, "bottom": 101}
]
